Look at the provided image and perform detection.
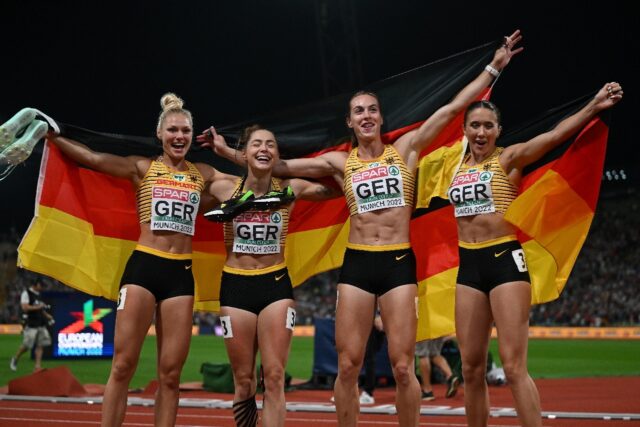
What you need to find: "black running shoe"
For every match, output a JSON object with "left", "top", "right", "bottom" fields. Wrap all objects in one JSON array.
[
  {"left": 421, "top": 390, "right": 435, "bottom": 401},
  {"left": 251, "top": 186, "right": 295, "bottom": 210},
  {"left": 445, "top": 375, "right": 460, "bottom": 398},
  {"left": 204, "top": 190, "right": 255, "bottom": 222}
]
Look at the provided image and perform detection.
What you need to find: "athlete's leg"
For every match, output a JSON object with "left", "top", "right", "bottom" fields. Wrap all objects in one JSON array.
[
  {"left": 154, "top": 295, "right": 194, "bottom": 427},
  {"left": 101, "top": 285, "right": 156, "bottom": 427},
  {"left": 378, "top": 284, "right": 420, "bottom": 427},
  {"left": 455, "top": 284, "right": 493, "bottom": 427},
  {"left": 256, "top": 298, "right": 295, "bottom": 427},
  {"left": 334, "top": 284, "right": 376, "bottom": 427},
  {"left": 491, "top": 282, "right": 541, "bottom": 427},
  {"left": 220, "top": 306, "right": 259, "bottom": 424}
]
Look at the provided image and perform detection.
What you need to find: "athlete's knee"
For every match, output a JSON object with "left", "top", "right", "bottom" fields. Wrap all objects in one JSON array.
[
  {"left": 157, "top": 362, "right": 182, "bottom": 391},
  {"left": 337, "top": 353, "right": 362, "bottom": 383},
  {"left": 391, "top": 359, "right": 414, "bottom": 386},
  {"left": 461, "top": 358, "right": 486, "bottom": 385},
  {"left": 262, "top": 366, "right": 285, "bottom": 393},
  {"left": 110, "top": 357, "right": 138, "bottom": 383},
  {"left": 500, "top": 356, "right": 527, "bottom": 383},
  {"left": 233, "top": 369, "right": 255, "bottom": 399}
]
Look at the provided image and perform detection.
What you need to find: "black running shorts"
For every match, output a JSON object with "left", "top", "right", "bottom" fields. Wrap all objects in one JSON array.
[
  {"left": 457, "top": 237, "right": 531, "bottom": 294},
  {"left": 220, "top": 265, "right": 293, "bottom": 315},
  {"left": 338, "top": 244, "right": 417, "bottom": 296},
  {"left": 120, "top": 249, "right": 194, "bottom": 301}
]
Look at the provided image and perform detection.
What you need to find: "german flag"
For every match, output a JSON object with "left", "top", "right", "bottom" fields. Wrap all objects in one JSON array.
[
  {"left": 413, "top": 94, "right": 611, "bottom": 340},
  {"left": 17, "top": 42, "right": 610, "bottom": 339}
]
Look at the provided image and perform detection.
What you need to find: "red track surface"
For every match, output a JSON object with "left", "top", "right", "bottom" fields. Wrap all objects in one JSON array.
[{"left": 1, "top": 377, "right": 639, "bottom": 426}]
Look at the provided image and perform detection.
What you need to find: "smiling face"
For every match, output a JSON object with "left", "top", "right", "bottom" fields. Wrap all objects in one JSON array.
[
  {"left": 463, "top": 107, "right": 501, "bottom": 160},
  {"left": 243, "top": 128, "right": 279, "bottom": 172},
  {"left": 157, "top": 113, "right": 193, "bottom": 160},
  {"left": 346, "top": 93, "right": 383, "bottom": 143}
]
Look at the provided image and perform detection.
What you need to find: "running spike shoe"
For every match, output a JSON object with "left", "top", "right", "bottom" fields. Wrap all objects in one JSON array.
[
  {"left": 0, "top": 119, "right": 48, "bottom": 166},
  {"left": 204, "top": 190, "right": 255, "bottom": 222},
  {"left": 251, "top": 186, "right": 295, "bottom": 210},
  {"left": 0, "top": 107, "right": 38, "bottom": 150}
]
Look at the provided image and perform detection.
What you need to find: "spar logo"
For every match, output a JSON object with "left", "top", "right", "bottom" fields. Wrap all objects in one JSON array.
[
  {"left": 59, "top": 299, "right": 113, "bottom": 334},
  {"left": 479, "top": 171, "right": 492, "bottom": 182}
]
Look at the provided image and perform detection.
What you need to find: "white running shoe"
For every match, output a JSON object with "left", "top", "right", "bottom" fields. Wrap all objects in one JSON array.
[
  {"left": 359, "top": 391, "right": 375, "bottom": 405},
  {"left": 0, "top": 119, "right": 48, "bottom": 166},
  {"left": 0, "top": 107, "right": 37, "bottom": 150}
]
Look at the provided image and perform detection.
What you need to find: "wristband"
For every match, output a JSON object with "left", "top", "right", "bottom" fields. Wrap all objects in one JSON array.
[{"left": 485, "top": 64, "right": 500, "bottom": 78}]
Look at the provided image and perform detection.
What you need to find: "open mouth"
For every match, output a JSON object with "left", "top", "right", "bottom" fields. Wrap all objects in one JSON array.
[
  {"left": 256, "top": 155, "right": 271, "bottom": 164},
  {"left": 361, "top": 122, "right": 375, "bottom": 131}
]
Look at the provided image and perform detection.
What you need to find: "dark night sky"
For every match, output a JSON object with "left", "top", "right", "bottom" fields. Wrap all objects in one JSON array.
[{"left": 2, "top": 0, "right": 637, "bottom": 233}]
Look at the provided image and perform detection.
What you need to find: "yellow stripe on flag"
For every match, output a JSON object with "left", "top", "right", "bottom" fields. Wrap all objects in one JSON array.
[
  {"left": 285, "top": 220, "right": 350, "bottom": 286},
  {"left": 192, "top": 241, "right": 226, "bottom": 304},
  {"left": 505, "top": 169, "right": 595, "bottom": 304},
  {"left": 18, "top": 205, "right": 135, "bottom": 300},
  {"left": 416, "top": 267, "right": 458, "bottom": 341},
  {"left": 416, "top": 138, "right": 466, "bottom": 209},
  {"left": 520, "top": 239, "right": 559, "bottom": 303}
]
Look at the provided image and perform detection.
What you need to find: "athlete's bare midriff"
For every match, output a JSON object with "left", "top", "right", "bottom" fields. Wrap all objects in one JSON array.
[
  {"left": 137, "top": 224, "right": 193, "bottom": 254},
  {"left": 348, "top": 205, "right": 412, "bottom": 246},
  {"left": 456, "top": 212, "right": 518, "bottom": 243},
  {"left": 223, "top": 250, "right": 285, "bottom": 270}
]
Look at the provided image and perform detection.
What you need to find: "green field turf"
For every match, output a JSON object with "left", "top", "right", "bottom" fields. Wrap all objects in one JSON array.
[{"left": 1, "top": 335, "right": 638, "bottom": 388}]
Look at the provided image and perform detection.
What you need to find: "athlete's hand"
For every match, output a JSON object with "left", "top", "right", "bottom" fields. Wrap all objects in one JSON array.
[
  {"left": 594, "top": 82, "right": 623, "bottom": 110},
  {"left": 491, "top": 29, "right": 524, "bottom": 71},
  {"left": 196, "top": 126, "right": 229, "bottom": 155}
]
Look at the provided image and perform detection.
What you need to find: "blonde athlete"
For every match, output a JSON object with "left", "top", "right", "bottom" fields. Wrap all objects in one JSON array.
[
  {"left": 200, "top": 125, "right": 340, "bottom": 426},
  {"left": 450, "top": 82, "right": 623, "bottom": 427},
  {"left": 214, "top": 31, "right": 523, "bottom": 426},
  {"left": 48, "top": 93, "right": 231, "bottom": 427}
]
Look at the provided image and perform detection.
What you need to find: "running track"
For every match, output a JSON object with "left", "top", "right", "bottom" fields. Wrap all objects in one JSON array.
[{"left": 1, "top": 377, "right": 638, "bottom": 426}]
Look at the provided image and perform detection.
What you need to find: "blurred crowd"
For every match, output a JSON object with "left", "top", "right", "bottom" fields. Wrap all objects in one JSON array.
[
  {"left": 1, "top": 197, "right": 638, "bottom": 327},
  {"left": 529, "top": 197, "right": 640, "bottom": 326}
]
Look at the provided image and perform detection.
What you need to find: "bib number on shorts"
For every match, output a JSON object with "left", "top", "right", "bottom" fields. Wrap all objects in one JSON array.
[
  {"left": 117, "top": 288, "right": 127, "bottom": 311},
  {"left": 220, "top": 315, "right": 233, "bottom": 338},
  {"left": 511, "top": 249, "right": 528, "bottom": 272},
  {"left": 286, "top": 307, "right": 296, "bottom": 330}
]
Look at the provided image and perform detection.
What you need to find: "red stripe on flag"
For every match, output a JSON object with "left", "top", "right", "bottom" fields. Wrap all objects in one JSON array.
[
  {"left": 521, "top": 162, "right": 554, "bottom": 191},
  {"left": 40, "top": 143, "right": 140, "bottom": 241},
  {"left": 411, "top": 206, "right": 459, "bottom": 282},
  {"left": 550, "top": 117, "right": 608, "bottom": 211},
  {"left": 290, "top": 199, "right": 349, "bottom": 232}
]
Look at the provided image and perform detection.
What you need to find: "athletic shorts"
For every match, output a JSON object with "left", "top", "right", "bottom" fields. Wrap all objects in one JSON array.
[
  {"left": 338, "top": 243, "right": 417, "bottom": 296},
  {"left": 220, "top": 263, "right": 293, "bottom": 315},
  {"left": 22, "top": 326, "right": 51, "bottom": 349},
  {"left": 415, "top": 337, "right": 445, "bottom": 358},
  {"left": 120, "top": 246, "right": 194, "bottom": 301},
  {"left": 457, "top": 235, "right": 530, "bottom": 295}
]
